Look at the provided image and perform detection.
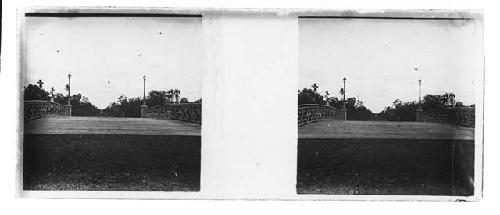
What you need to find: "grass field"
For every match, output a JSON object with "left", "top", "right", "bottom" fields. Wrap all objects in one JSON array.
[
  {"left": 23, "top": 134, "right": 200, "bottom": 191},
  {"left": 297, "top": 138, "right": 474, "bottom": 195}
]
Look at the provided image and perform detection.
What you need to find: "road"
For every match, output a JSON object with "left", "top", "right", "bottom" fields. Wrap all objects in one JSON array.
[
  {"left": 299, "top": 120, "right": 474, "bottom": 140},
  {"left": 24, "top": 116, "right": 201, "bottom": 136}
]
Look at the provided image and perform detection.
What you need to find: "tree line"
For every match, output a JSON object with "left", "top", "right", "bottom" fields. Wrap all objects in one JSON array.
[
  {"left": 24, "top": 80, "right": 202, "bottom": 118},
  {"left": 24, "top": 81, "right": 100, "bottom": 116},
  {"left": 378, "top": 94, "right": 473, "bottom": 121},
  {"left": 298, "top": 85, "right": 374, "bottom": 120},
  {"left": 298, "top": 84, "right": 473, "bottom": 121},
  {"left": 102, "top": 90, "right": 201, "bottom": 118}
]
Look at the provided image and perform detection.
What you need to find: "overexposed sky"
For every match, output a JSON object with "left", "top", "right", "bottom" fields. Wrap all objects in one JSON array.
[
  {"left": 25, "top": 16, "right": 202, "bottom": 109},
  {"left": 299, "top": 18, "right": 480, "bottom": 112}
]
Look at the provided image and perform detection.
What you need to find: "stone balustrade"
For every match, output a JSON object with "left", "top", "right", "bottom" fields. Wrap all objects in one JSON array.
[
  {"left": 418, "top": 107, "right": 475, "bottom": 127},
  {"left": 24, "top": 100, "right": 71, "bottom": 121},
  {"left": 298, "top": 104, "right": 346, "bottom": 126},
  {"left": 142, "top": 103, "right": 201, "bottom": 124}
]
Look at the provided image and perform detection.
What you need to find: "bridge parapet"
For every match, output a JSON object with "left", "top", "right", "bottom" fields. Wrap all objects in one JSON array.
[
  {"left": 24, "top": 100, "right": 71, "bottom": 121},
  {"left": 418, "top": 107, "right": 475, "bottom": 127},
  {"left": 298, "top": 104, "right": 346, "bottom": 126},
  {"left": 143, "top": 103, "right": 201, "bottom": 124}
]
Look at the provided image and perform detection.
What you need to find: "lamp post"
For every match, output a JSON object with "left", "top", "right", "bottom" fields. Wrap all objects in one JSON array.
[
  {"left": 418, "top": 79, "right": 422, "bottom": 109},
  {"left": 66, "top": 74, "right": 72, "bottom": 116},
  {"left": 341, "top": 77, "right": 347, "bottom": 120},
  {"left": 342, "top": 77, "right": 347, "bottom": 109},
  {"left": 143, "top": 75, "right": 146, "bottom": 105},
  {"left": 416, "top": 78, "right": 424, "bottom": 122},
  {"left": 67, "top": 74, "right": 71, "bottom": 105},
  {"left": 141, "top": 75, "right": 148, "bottom": 118}
]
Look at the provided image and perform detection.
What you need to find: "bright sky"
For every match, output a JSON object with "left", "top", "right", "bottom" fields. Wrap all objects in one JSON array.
[
  {"left": 299, "top": 18, "right": 480, "bottom": 113},
  {"left": 25, "top": 16, "right": 202, "bottom": 109}
]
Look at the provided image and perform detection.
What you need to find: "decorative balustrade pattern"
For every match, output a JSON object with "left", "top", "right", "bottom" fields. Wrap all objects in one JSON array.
[
  {"left": 448, "top": 107, "right": 475, "bottom": 127},
  {"left": 298, "top": 104, "right": 346, "bottom": 126},
  {"left": 420, "top": 107, "right": 475, "bottom": 127},
  {"left": 24, "top": 100, "right": 70, "bottom": 121},
  {"left": 143, "top": 103, "right": 201, "bottom": 124}
]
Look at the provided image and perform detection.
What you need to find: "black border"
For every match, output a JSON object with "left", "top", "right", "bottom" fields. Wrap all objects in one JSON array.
[
  {"left": 25, "top": 13, "right": 202, "bottom": 17},
  {"left": 298, "top": 16, "right": 472, "bottom": 20}
]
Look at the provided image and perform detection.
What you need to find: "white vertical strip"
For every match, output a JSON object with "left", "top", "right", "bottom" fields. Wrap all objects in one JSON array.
[
  {"left": 201, "top": 13, "right": 298, "bottom": 199},
  {"left": 473, "top": 15, "right": 484, "bottom": 200}
]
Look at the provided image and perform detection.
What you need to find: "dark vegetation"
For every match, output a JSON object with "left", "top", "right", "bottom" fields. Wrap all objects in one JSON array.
[
  {"left": 103, "top": 90, "right": 201, "bottom": 117},
  {"left": 24, "top": 82, "right": 100, "bottom": 116},
  {"left": 298, "top": 87, "right": 374, "bottom": 121},
  {"left": 378, "top": 94, "right": 473, "bottom": 121},
  {"left": 24, "top": 80, "right": 201, "bottom": 118},
  {"left": 298, "top": 84, "right": 473, "bottom": 121},
  {"left": 23, "top": 134, "right": 201, "bottom": 191}
]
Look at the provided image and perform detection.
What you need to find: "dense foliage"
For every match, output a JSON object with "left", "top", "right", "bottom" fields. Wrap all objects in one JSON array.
[
  {"left": 378, "top": 100, "right": 419, "bottom": 121},
  {"left": 378, "top": 93, "right": 472, "bottom": 121},
  {"left": 298, "top": 86, "right": 374, "bottom": 121},
  {"left": 24, "top": 84, "right": 50, "bottom": 101},
  {"left": 23, "top": 82, "right": 100, "bottom": 116},
  {"left": 298, "top": 84, "right": 472, "bottom": 122},
  {"left": 103, "top": 90, "right": 200, "bottom": 117}
]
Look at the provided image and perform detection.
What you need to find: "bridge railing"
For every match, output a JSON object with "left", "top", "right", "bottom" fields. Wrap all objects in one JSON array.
[
  {"left": 298, "top": 104, "right": 346, "bottom": 126},
  {"left": 24, "top": 100, "right": 71, "bottom": 121},
  {"left": 419, "top": 107, "right": 475, "bottom": 127},
  {"left": 142, "top": 103, "right": 201, "bottom": 124}
]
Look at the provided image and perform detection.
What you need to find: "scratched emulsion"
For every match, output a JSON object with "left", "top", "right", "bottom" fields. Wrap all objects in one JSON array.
[
  {"left": 297, "top": 138, "right": 474, "bottom": 195},
  {"left": 23, "top": 134, "right": 201, "bottom": 191}
]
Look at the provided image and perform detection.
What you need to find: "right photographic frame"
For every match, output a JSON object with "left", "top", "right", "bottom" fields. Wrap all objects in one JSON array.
[{"left": 297, "top": 12, "right": 483, "bottom": 196}]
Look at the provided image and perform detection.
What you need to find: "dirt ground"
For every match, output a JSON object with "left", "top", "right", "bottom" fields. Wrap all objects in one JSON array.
[
  {"left": 23, "top": 134, "right": 201, "bottom": 191},
  {"left": 297, "top": 138, "right": 474, "bottom": 195}
]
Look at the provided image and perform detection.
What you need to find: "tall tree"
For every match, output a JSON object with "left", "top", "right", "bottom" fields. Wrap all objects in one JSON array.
[
  {"left": 146, "top": 90, "right": 168, "bottom": 106},
  {"left": 298, "top": 88, "right": 325, "bottom": 105},
  {"left": 36, "top": 79, "right": 44, "bottom": 89},
  {"left": 24, "top": 84, "right": 50, "bottom": 101}
]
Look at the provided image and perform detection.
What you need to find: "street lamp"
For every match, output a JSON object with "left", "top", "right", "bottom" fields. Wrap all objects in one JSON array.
[
  {"left": 67, "top": 74, "right": 71, "bottom": 105},
  {"left": 415, "top": 66, "right": 424, "bottom": 122},
  {"left": 140, "top": 75, "right": 148, "bottom": 118},
  {"left": 342, "top": 77, "right": 347, "bottom": 109},
  {"left": 418, "top": 79, "right": 422, "bottom": 109},
  {"left": 142, "top": 75, "right": 146, "bottom": 105}
]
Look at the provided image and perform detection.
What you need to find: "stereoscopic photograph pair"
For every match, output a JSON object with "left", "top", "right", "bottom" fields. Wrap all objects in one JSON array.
[{"left": 18, "top": 8, "right": 483, "bottom": 201}]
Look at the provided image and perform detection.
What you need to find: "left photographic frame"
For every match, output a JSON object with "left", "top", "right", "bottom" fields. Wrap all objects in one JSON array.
[{"left": 19, "top": 10, "right": 203, "bottom": 192}]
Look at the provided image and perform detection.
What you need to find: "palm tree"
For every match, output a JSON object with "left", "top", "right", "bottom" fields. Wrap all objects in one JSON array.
[
  {"left": 311, "top": 83, "right": 318, "bottom": 92},
  {"left": 37, "top": 80, "right": 44, "bottom": 88}
]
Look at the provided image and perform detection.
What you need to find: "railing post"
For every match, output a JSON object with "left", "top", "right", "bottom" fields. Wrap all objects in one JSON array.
[
  {"left": 416, "top": 108, "right": 423, "bottom": 122},
  {"left": 65, "top": 104, "right": 72, "bottom": 117},
  {"left": 341, "top": 108, "right": 347, "bottom": 120},
  {"left": 141, "top": 104, "right": 148, "bottom": 118}
]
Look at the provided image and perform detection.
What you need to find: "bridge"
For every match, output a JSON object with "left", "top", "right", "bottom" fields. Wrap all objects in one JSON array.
[
  {"left": 23, "top": 100, "right": 202, "bottom": 191},
  {"left": 297, "top": 104, "right": 474, "bottom": 139},
  {"left": 24, "top": 100, "right": 201, "bottom": 135},
  {"left": 25, "top": 101, "right": 473, "bottom": 137},
  {"left": 23, "top": 101, "right": 475, "bottom": 195},
  {"left": 296, "top": 104, "right": 475, "bottom": 196},
  {"left": 24, "top": 117, "right": 200, "bottom": 135}
]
